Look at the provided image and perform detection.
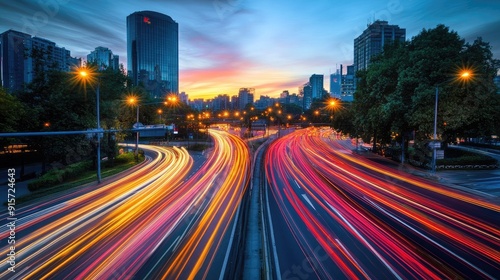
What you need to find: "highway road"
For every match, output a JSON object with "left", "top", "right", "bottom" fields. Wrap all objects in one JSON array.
[
  {"left": 264, "top": 127, "right": 500, "bottom": 279},
  {"left": 0, "top": 128, "right": 250, "bottom": 279}
]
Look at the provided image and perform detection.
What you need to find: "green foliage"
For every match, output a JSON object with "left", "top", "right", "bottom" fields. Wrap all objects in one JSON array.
[
  {"left": 28, "top": 160, "right": 92, "bottom": 191},
  {"left": 0, "top": 88, "right": 28, "bottom": 132},
  {"left": 437, "top": 148, "right": 497, "bottom": 166},
  {"left": 352, "top": 24, "right": 500, "bottom": 152}
]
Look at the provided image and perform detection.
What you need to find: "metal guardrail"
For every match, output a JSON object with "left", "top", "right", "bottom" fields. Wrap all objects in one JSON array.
[{"left": 0, "top": 127, "right": 164, "bottom": 138}]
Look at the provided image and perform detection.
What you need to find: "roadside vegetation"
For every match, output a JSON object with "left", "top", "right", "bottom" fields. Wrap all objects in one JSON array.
[{"left": 16, "top": 151, "right": 144, "bottom": 204}]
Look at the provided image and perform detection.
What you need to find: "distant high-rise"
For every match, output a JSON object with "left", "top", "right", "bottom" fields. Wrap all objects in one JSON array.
[
  {"left": 213, "top": 94, "right": 230, "bottom": 111},
  {"left": 127, "top": 11, "right": 179, "bottom": 98},
  {"left": 300, "top": 83, "right": 312, "bottom": 110},
  {"left": 1, "top": 29, "right": 80, "bottom": 92},
  {"left": 354, "top": 20, "right": 405, "bottom": 74},
  {"left": 341, "top": 65, "right": 355, "bottom": 102},
  {"left": 238, "top": 88, "right": 255, "bottom": 110},
  {"left": 1, "top": 30, "right": 32, "bottom": 92},
  {"left": 87, "top": 46, "right": 119, "bottom": 71},
  {"left": 330, "top": 66, "right": 342, "bottom": 98},
  {"left": 309, "top": 74, "right": 324, "bottom": 100}
]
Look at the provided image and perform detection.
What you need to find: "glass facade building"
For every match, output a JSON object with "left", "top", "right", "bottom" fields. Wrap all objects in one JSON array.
[
  {"left": 353, "top": 20, "right": 406, "bottom": 74},
  {"left": 127, "top": 11, "right": 179, "bottom": 98}
]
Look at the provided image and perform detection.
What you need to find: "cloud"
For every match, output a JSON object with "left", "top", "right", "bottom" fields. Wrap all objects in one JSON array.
[{"left": 462, "top": 20, "right": 500, "bottom": 59}]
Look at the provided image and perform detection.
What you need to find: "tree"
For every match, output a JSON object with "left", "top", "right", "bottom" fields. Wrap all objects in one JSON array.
[
  {"left": 0, "top": 88, "right": 29, "bottom": 156},
  {"left": 353, "top": 24, "right": 500, "bottom": 156}
]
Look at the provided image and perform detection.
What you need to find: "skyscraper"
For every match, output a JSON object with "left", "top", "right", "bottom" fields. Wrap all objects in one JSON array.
[
  {"left": 127, "top": 11, "right": 179, "bottom": 98},
  {"left": 353, "top": 20, "right": 405, "bottom": 74},
  {"left": 238, "top": 88, "right": 255, "bottom": 110},
  {"left": 309, "top": 74, "right": 324, "bottom": 100},
  {"left": 330, "top": 66, "right": 342, "bottom": 98},
  {"left": 87, "top": 46, "right": 119, "bottom": 71},
  {"left": 1, "top": 29, "right": 80, "bottom": 92},
  {"left": 1, "top": 30, "right": 32, "bottom": 92},
  {"left": 341, "top": 65, "right": 355, "bottom": 102},
  {"left": 300, "top": 83, "right": 312, "bottom": 110}
]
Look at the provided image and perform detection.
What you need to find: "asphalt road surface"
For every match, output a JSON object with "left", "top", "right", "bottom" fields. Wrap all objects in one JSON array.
[
  {"left": 0, "top": 129, "right": 251, "bottom": 279},
  {"left": 264, "top": 127, "right": 500, "bottom": 279}
]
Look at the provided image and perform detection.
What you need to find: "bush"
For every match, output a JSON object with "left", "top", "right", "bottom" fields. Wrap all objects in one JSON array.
[
  {"left": 436, "top": 147, "right": 497, "bottom": 167},
  {"left": 114, "top": 152, "right": 136, "bottom": 165},
  {"left": 28, "top": 160, "right": 92, "bottom": 192},
  {"left": 28, "top": 173, "right": 63, "bottom": 192},
  {"left": 437, "top": 155, "right": 497, "bottom": 166}
]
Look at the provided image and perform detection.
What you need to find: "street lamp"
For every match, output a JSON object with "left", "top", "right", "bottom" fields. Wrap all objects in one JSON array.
[
  {"left": 275, "top": 102, "right": 282, "bottom": 137},
  {"left": 432, "top": 70, "right": 472, "bottom": 173},
  {"left": 78, "top": 68, "right": 101, "bottom": 183},
  {"left": 158, "top": 109, "right": 163, "bottom": 123},
  {"left": 326, "top": 98, "right": 337, "bottom": 128},
  {"left": 127, "top": 97, "right": 140, "bottom": 155}
]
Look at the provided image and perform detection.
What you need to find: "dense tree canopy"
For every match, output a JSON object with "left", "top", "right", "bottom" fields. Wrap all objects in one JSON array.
[{"left": 350, "top": 25, "right": 500, "bottom": 151}]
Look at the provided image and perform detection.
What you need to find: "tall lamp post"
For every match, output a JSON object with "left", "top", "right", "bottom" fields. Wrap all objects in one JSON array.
[
  {"left": 432, "top": 70, "right": 472, "bottom": 173},
  {"left": 128, "top": 97, "right": 140, "bottom": 155},
  {"left": 275, "top": 103, "right": 282, "bottom": 138},
  {"left": 327, "top": 98, "right": 337, "bottom": 129},
  {"left": 78, "top": 69, "right": 101, "bottom": 183},
  {"left": 128, "top": 98, "right": 171, "bottom": 153}
]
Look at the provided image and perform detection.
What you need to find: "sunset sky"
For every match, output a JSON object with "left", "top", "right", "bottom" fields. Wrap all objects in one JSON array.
[{"left": 1, "top": 0, "right": 499, "bottom": 100}]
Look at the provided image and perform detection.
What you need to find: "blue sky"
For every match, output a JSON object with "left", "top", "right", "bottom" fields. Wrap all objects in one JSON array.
[{"left": 1, "top": 0, "right": 499, "bottom": 99}]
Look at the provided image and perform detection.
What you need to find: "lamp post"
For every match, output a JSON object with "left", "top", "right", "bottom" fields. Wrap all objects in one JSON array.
[
  {"left": 79, "top": 69, "right": 101, "bottom": 183},
  {"left": 128, "top": 98, "right": 172, "bottom": 153},
  {"left": 431, "top": 70, "right": 472, "bottom": 173},
  {"left": 158, "top": 109, "right": 163, "bottom": 123},
  {"left": 431, "top": 85, "right": 439, "bottom": 173},
  {"left": 127, "top": 97, "right": 140, "bottom": 155},
  {"left": 327, "top": 98, "right": 337, "bottom": 129},
  {"left": 275, "top": 103, "right": 281, "bottom": 138}
]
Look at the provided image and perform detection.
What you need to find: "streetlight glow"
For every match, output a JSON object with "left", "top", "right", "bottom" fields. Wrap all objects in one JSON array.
[
  {"left": 74, "top": 66, "right": 101, "bottom": 183},
  {"left": 432, "top": 69, "right": 474, "bottom": 173}
]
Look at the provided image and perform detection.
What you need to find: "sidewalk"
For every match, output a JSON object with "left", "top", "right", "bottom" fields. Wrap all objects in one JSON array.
[{"left": 1, "top": 163, "right": 43, "bottom": 197}]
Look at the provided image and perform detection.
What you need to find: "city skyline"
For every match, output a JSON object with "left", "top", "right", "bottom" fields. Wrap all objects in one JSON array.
[{"left": 1, "top": 0, "right": 499, "bottom": 100}]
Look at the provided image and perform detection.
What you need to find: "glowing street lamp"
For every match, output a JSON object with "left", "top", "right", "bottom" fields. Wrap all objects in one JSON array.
[
  {"left": 432, "top": 69, "right": 473, "bottom": 173},
  {"left": 76, "top": 67, "right": 102, "bottom": 183},
  {"left": 326, "top": 98, "right": 338, "bottom": 128},
  {"left": 158, "top": 109, "right": 163, "bottom": 123},
  {"left": 127, "top": 96, "right": 140, "bottom": 154}
]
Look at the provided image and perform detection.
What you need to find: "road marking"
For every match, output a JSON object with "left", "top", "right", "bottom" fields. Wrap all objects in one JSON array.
[
  {"left": 265, "top": 181, "right": 282, "bottom": 280},
  {"left": 294, "top": 179, "right": 301, "bottom": 189},
  {"left": 219, "top": 194, "right": 242, "bottom": 280},
  {"left": 367, "top": 199, "right": 493, "bottom": 278},
  {"left": 143, "top": 236, "right": 180, "bottom": 279},
  {"left": 326, "top": 202, "right": 402, "bottom": 280},
  {"left": 302, "top": 194, "right": 316, "bottom": 210}
]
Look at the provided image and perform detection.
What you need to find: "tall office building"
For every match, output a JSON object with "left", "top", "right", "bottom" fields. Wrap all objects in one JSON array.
[
  {"left": 309, "top": 74, "right": 324, "bottom": 100},
  {"left": 330, "top": 66, "right": 342, "bottom": 98},
  {"left": 354, "top": 20, "right": 405, "bottom": 74},
  {"left": 1, "top": 29, "right": 80, "bottom": 92},
  {"left": 213, "top": 94, "right": 230, "bottom": 111},
  {"left": 87, "top": 46, "right": 119, "bottom": 70},
  {"left": 299, "top": 83, "right": 312, "bottom": 110},
  {"left": 341, "top": 65, "right": 355, "bottom": 102},
  {"left": 238, "top": 88, "right": 255, "bottom": 110},
  {"left": 1, "top": 30, "right": 32, "bottom": 92},
  {"left": 127, "top": 11, "right": 179, "bottom": 98}
]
